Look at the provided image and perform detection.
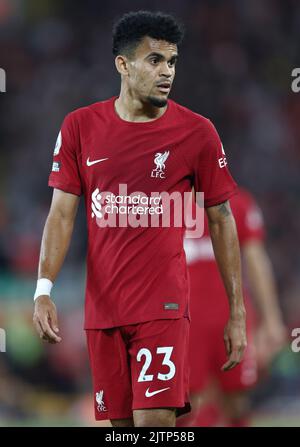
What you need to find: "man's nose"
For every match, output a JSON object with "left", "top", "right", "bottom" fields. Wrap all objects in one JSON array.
[{"left": 160, "top": 62, "right": 173, "bottom": 77}]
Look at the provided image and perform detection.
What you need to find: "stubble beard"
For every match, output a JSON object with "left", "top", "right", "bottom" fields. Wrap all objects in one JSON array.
[{"left": 147, "top": 95, "right": 168, "bottom": 108}]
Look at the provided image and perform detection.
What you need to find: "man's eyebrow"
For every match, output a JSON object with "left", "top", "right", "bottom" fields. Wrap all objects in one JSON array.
[{"left": 146, "top": 52, "right": 179, "bottom": 61}]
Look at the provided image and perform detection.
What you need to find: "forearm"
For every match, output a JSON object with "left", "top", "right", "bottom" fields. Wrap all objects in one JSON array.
[
  {"left": 207, "top": 203, "right": 245, "bottom": 318},
  {"left": 38, "top": 213, "right": 75, "bottom": 281},
  {"left": 243, "top": 242, "right": 283, "bottom": 324}
]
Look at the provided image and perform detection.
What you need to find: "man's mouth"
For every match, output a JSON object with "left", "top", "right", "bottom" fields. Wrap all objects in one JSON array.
[{"left": 156, "top": 82, "right": 171, "bottom": 93}]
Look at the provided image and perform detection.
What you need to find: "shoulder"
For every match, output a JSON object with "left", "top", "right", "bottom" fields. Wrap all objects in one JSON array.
[
  {"left": 58, "top": 98, "right": 114, "bottom": 144},
  {"left": 66, "top": 97, "right": 115, "bottom": 124},
  {"left": 170, "top": 101, "right": 223, "bottom": 166},
  {"left": 169, "top": 100, "right": 216, "bottom": 135}
]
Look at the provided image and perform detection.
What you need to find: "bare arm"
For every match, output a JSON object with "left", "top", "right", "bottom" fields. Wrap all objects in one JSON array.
[
  {"left": 38, "top": 188, "right": 80, "bottom": 280},
  {"left": 243, "top": 241, "right": 286, "bottom": 365},
  {"left": 243, "top": 241, "right": 282, "bottom": 324},
  {"left": 206, "top": 200, "right": 247, "bottom": 371},
  {"left": 33, "top": 188, "right": 80, "bottom": 343}
]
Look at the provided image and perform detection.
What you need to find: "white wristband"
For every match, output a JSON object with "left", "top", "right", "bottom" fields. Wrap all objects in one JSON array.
[{"left": 34, "top": 278, "right": 53, "bottom": 301}]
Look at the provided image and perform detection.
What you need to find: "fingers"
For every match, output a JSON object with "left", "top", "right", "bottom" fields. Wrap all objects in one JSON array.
[
  {"left": 224, "top": 334, "right": 231, "bottom": 356},
  {"left": 39, "top": 315, "right": 62, "bottom": 343},
  {"left": 33, "top": 297, "right": 62, "bottom": 344},
  {"left": 221, "top": 359, "right": 238, "bottom": 371},
  {"left": 33, "top": 318, "right": 44, "bottom": 339},
  {"left": 222, "top": 343, "right": 247, "bottom": 371},
  {"left": 33, "top": 319, "right": 54, "bottom": 344},
  {"left": 48, "top": 309, "right": 60, "bottom": 334},
  {"left": 33, "top": 312, "right": 62, "bottom": 343},
  {"left": 221, "top": 351, "right": 241, "bottom": 371},
  {"left": 38, "top": 321, "right": 58, "bottom": 344}
]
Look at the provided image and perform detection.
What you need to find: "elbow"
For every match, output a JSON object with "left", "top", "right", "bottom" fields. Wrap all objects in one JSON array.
[{"left": 46, "top": 209, "right": 75, "bottom": 227}]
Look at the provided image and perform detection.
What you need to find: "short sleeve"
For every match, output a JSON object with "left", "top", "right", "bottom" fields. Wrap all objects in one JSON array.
[
  {"left": 232, "top": 190, "right": 265, "bottom": 246},
  {"left": 191, "top": 119, "right": 237, "bottom": 207},
  {"left": 48, "top": 113, "right": 82, "bottom": 196}
]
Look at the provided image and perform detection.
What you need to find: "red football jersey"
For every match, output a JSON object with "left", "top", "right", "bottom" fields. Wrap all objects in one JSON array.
[
  {"left": 49, "top": 96, "right": 237, "bottom": 329},
  {"left": 184, "top": 188, "right": 265, "bottom": 323}
]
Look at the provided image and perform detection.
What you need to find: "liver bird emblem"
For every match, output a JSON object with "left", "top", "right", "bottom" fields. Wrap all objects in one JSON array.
[
  {"left": 96, "top": 390, "right": 107, "bottom": 412},
  {"left": 154, "top": 151, "right": 170, "bottom": 172}
]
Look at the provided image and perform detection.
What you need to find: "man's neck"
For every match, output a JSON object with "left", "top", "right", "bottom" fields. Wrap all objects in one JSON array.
[{"left": 115, "top": 90, "right": 167, "bottom": 123}]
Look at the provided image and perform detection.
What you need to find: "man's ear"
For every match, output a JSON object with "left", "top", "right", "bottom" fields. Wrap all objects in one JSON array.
[{"left": 115, "top": 55, "right": 130, "bottom": 76}]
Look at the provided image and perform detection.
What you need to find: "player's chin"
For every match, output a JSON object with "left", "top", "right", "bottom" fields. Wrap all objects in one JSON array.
[{"left": 147, "top": 94, "right": 168, "bottom": 108}]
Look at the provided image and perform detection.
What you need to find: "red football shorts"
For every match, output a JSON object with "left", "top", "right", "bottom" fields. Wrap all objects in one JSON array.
[
  {"left": 189, "top": 307, "right": 257, "bottom": 394},
  {"left": 86, "top": 317, "right": 191, "bottom": 421}
]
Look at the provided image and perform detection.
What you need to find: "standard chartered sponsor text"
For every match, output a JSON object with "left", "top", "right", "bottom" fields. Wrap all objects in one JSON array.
[{"left": 91, "top": 183, "right": 204, "bottom": 237}]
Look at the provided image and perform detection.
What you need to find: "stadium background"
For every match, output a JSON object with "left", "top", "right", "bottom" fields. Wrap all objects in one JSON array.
[{"left": 0, "top": 0, "right": 300, "bottom": 426}]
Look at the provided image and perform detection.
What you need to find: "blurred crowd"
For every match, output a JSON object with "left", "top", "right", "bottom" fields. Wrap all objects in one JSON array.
[{"left": 0, "top": 0, "right": 300, "bottom": 426}]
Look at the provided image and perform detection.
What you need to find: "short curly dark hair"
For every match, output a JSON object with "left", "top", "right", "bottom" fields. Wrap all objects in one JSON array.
[{"left": 112, "top": 10, "right": 184, "bottom": 57}]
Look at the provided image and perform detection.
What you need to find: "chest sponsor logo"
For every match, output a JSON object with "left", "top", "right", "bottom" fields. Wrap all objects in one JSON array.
[
  {"left": 151, "top": 151, "right": 170, "bottom": 179},
  {"left": 90, "top": 183, "right": 204, "bottom": 237},
  {"left": 91, "top": 186, "right": 163, "bottom": 220}
]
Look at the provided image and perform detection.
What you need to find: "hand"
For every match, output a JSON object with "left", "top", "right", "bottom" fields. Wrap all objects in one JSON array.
[
  {"left": 33, "top": 295, "right": 62, "bottom": 344},
  {"left": 222, "top": 313, "right": 247, "bottom": 371},
  {"left": 255, "top": 318, "right": 287, "bottom": 370}
]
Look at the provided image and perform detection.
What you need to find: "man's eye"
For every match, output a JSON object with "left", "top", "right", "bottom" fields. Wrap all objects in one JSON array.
[{"left": 150, "top": 59, "right": 159, "bottom": 64}]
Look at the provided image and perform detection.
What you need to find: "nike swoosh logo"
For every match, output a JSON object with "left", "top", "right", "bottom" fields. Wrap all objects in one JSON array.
[
  {"left": 86, "top": 157, "right": 109, "bottom": 166},
  {"left": 145, "top": 387, "right": 170, "bottom": 398}
]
